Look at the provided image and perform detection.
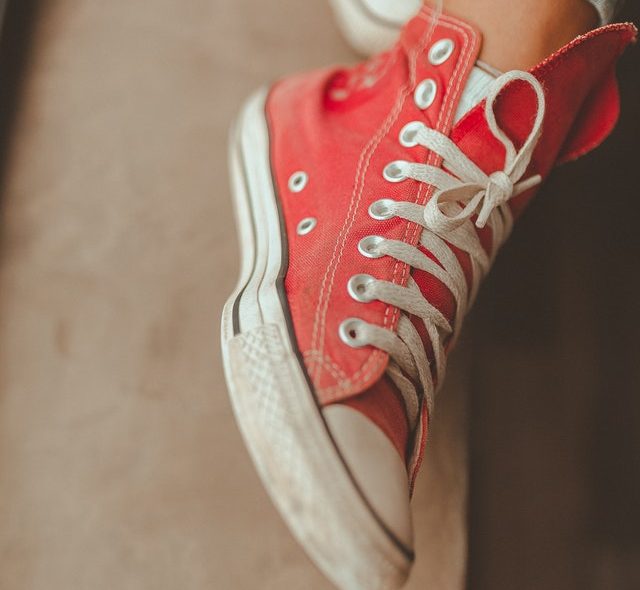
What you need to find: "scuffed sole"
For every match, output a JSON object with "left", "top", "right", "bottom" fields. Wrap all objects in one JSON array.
[{"left": 221, "top": 90, "right": 412, "bottom": 590}]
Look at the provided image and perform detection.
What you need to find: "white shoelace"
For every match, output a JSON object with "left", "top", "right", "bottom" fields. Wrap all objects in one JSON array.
[{"left": 341, "top": 71, "right": 546, "bottom": 431}]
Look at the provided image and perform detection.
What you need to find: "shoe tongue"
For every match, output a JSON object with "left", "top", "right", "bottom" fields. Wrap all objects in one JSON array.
[{"left": 453, "top": 63, "right": 497, "bottom": 123}]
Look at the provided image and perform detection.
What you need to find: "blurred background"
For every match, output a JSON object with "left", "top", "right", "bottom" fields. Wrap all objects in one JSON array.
[{"left": 0, "top": 1, "right": 637, "bottom": 589}]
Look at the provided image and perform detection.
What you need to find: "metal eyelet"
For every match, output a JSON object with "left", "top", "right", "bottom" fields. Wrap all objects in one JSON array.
[
  {"left": 368, "top": 198, "right": 396, "bottom": 221},
  {"left": 296, "top": 217, "right": 317, "bottom": 235},
  {"left": 347, "top": 274, "right": 376, "bottom": 303},
  {"left": 362, "top": 74, "right": 378, "bottom": 88},
  {"left": 383, "top": 161, "right": 410, "bottom": 183},
  {"left": 330, "top": 88, "right": 349, "bottom": 101},
  {"left": 399, "top": 121, "right": 425, "bottom": 148},
  {"left": 428, "top": 38, "right": 455, "bottom": 65},
  {"left": 288, "top": 171, "right": 308, "bottom": 193},
  {"left": 414, "top": 78, "right": 437, "bottom": 109},
  {"left": 339, "top": 318, "right": 368, "bottom": 348},
  {"left": 358, "top": 236, "right": 385, "bottom": 259}
]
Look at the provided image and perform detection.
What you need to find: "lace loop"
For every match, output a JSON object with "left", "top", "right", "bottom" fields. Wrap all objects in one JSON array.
[{"left": 407, "top": 71, "right": 546, "bottom": 232}]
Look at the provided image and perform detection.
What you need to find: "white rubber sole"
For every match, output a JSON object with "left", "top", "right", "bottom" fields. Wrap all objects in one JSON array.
[
  {"left": 221, "top": 89, "right": 412, "bottom": 590},
  {"left": 328, "top": 0, "right": 421, "bottom": 56}
]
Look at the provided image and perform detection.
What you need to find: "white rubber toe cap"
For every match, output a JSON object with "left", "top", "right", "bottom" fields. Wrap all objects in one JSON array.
[{"left": 322, "top": 404, "right": 414, "bottom": 553}]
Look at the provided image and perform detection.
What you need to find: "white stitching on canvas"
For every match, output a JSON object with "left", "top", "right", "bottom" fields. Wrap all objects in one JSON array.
[
  {"left": 309, "top": 9, "right": 479, "bottom": 398},
  {"left": 303, "top": 350, "right": 349, "bottom": 382},
  {"left": 313, "top": 13, "right": 476, "bottom": 396},
  {"left": 309, "top": 5, "right": 438, "bottom": 378}
]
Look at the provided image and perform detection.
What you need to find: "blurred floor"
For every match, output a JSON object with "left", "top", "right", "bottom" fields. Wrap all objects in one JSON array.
[{"left": 0, "top": 1, "right": 469, "bottom": 589}]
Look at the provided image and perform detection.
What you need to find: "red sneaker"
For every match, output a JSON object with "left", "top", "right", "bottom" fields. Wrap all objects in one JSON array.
[{"left": 221, "top": 6, "right": 635, "bottom": 589}]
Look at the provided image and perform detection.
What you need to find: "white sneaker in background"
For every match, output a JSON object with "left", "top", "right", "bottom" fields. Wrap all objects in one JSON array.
[{"left": 328, "top": 0, "right": 422, "bottom": 55}]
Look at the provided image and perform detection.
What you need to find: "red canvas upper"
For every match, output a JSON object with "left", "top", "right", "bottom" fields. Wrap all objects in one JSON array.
[{"left": 265, "top": 5, "right": 636, "bottom": 475}]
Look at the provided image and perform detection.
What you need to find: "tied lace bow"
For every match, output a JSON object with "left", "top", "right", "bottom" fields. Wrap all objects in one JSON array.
[{"left": 403, "top": 71, "right": 546, "bottom": 233}]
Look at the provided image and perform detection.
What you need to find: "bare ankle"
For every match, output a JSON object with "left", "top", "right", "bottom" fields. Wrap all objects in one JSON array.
[{"left": 442, "top": 0, "right": 599, "bottom": 71}]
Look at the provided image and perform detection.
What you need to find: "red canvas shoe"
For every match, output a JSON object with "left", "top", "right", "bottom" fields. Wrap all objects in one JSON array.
[{"left": 221, "top": 6, "right": 636, "bottom": 589}]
